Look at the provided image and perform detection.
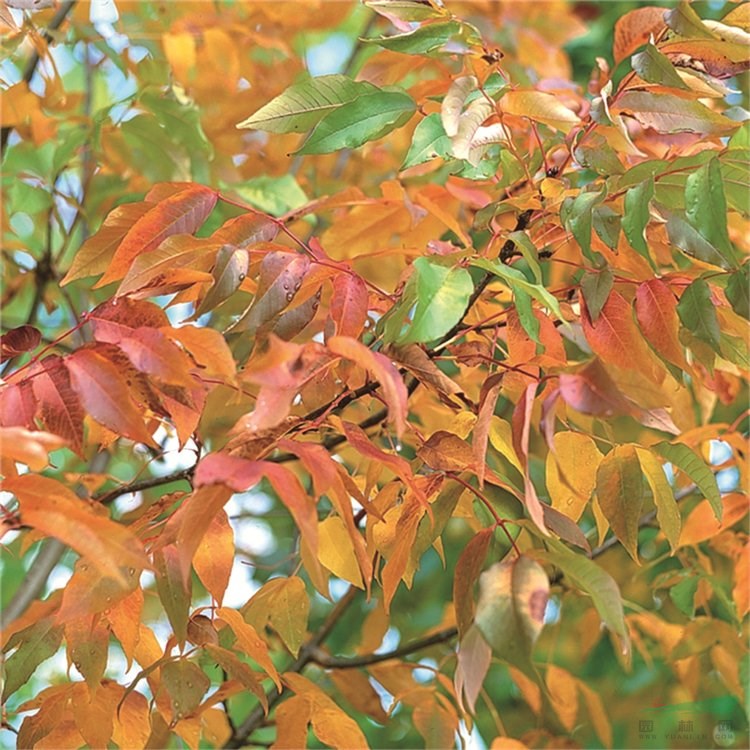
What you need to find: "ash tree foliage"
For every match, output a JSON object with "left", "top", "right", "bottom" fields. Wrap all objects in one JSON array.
[{"left": 1, "top": 0, "right": 749, "bottom": 748}]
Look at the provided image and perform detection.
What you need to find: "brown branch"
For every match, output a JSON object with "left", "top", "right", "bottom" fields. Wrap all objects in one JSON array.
[
  {"left": 309, "top": 627, "right": 459, "bottom": 670},
  {"left": 95, "top": 466, "right": 195, "bottom": 506},
  {"left": 225, "top": 586, "right": 359, "bottom": 748},
  {"left": 1, "top": 0, "right": 77, "bottom": 154}
]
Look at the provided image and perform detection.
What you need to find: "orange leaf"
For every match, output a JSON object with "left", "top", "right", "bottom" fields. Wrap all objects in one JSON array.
[
  {"left": 0, "top": 427, "right": 66, "bottom": 470},
  {"left": 634, "top": 279, "right": 688, "bottom": 369},
  {"left": 66, "top": 347, "right": 156, "bottom": 446},
  {"left": 329, "top": 272, "right": 369, "bottom": 339},
  {"left": 454, "top": 528, "right": 493, "bottom": 637},
  {"left": 581, "top": 291, "right": 658, "bottom": 378},
  {"left": 193, "top": 509, "right": 234, "bottom": 605},
  {"left": 116, "top": 327, "right": 198, "bottom": 387},
  {"left": 328, "top": 336, "right": 408, "bottom": 438},
  {"left": 98, "top": 184, "right": 218, "bottom": 285},
  {"left": 5, "top": 475, "right": 149, "bottom": 583},
  {"left": 216, "top": 608, "right": 281, "bottom": 690},
  {"left": 61, "top": 201, "right": 152, "bottom": 284},
  {"left": 613, "top": 6, "right": 668, "bottom": 63},
  {"left": 679, "top": 493, "right": 748, "bottom": 547}
]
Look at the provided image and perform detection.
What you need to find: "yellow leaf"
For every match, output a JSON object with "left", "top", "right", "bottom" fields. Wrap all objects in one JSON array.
[
  {"left": 546, "top": 431, "right": 602, "bottom": 521},
  {"left": 318, "top": 516, "right": 364, "bottom": 588},
  {"left": 545, "top": 664, "right": 579, "bottom": 732},
  {"left": 488, "top": 417, "right": 523, "bottom": 475},
  {"left": 193, "top": 509, "right": 234, "bottom": 605},
  {"left": 500, "top": 90, "right": 581, "bottom": 132}
]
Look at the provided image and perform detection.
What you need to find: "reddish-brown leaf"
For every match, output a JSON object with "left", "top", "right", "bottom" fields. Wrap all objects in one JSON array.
[
  {"left": 232, "top": 250, "right": 310, "bottom": 333},
  {"left": 98, "top": 184, "right": 218, "bottom": 285},
  {"left": 0, "top": 380, "right": 37, "bottom": 428},
  {"left": 418, "top": 430, "right": 474, "bottom": 472},
  {"left": 473, "top": 372, "right": 503, "bottom": 488},
  {"left": 66, "top": 347, "right": 156, "bottom": 445},
  {"left": 558, "top": 360, "right": 634, "bottom": 417},
  {"left": 454, "top": 528, "right": 493, "bottom": 637},
  {"left": 0, "top": 325, "right": 41, "bottom": 361},
  {"left": 88, "top": 298, "right": 169, "bottom": 343},
  {"left": 30, "top": 355, "right": 85, "bottom": 455},
  {"left": 116, "top": 327, "right": 197, "bottom": 387},
  {"left": 210, "top": 213, "right": 278, "bottom": 246},
  {"left": 329, "top": 337, "right": 408, "bottom": 438},
  {"left": 634, "top": 279, "right": 688, "bottom": 369},
  {"left": 613, "top": 6, "right": 668, "bottom": 63},
  {"left": 329, "top": 272, "right": 369, "bottom": 339}
]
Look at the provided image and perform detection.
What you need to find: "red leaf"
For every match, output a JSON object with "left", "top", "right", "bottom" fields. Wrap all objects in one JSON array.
[
  {"left": 0, "top": 380, "right": 37, "bottom": 429},
  {"left": 30, "top": 355, "right": 85, "bottom": 455},
  {"left": 97, "top": 184, "right": 218, "bottom": 285},
  {"left": 329, "top": 273, "right": 369, "bottom": 339},
  {"left": 328, "top": 336, "right": 408, "bottom": 438},
  {"left": 559, "top": 359, "right": 634, "bottom": 416},
  {"left": 581, "top": 291, "right": 660, "bottom": 378},
  {"left": 116, "top": 327, "right": 197, "bottom": 387},
  {"left": 634, "top": 279, "right": 688, "bottom": 369},
  {"left": 66, "top": 348, "right": 156, "bottom": 446},
  {"left": 195, "top": 453, "right": 319, "bottom": 559},
  {"left": 0, "top": 325, "right": 41, "bottom": 361},
  {"left": 473, "top": 373, "right": 503, "bottom": 488},
  {"left": 210, "top": 213, "right": 278, "bottom": 246},
  {"left": 88, "top": 298, "right": 169, "bottom": 343}
]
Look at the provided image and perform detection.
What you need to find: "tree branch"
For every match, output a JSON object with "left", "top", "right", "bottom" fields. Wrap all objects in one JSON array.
[
  {"left": 225, "top": 586, "right": 359, "bottom": 748},
  {"left": 309, "top": 627, "right": 459, "bottom": 670}
]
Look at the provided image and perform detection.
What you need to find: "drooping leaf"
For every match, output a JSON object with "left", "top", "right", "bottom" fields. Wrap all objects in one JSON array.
[
  {"left": 653, "top": 441, "right": 722, "bottom": 521},
  {"left": 725, "top": 264, "right": 750, "bottom": 320},
  {"left": 622, "top": 177, "right": 654, "bottom": 261},
  {"left": 540, "top": 538, "right": 630, "bottom": 656},
  {"left": 684, "top": 157, "right": 738, "bottom": 268},
  {"left": 676, "top": 278, "right": 722, "bottom": 351},
  {"left": 455, "top": 624, "right": 492, "bottom": 714},
  {"left": 154, "top": 545, "right": 191, "bottom": 648},
  {"left": 546, "top": 431, "right": 602, "bottom": 522},
  {"left": 454, "top": 528, "right": 493, "bottom": 637},
  {"left": 328, "top": 273, "right": 369, "bottom": 340},
  {"left": 2, "top": 618, "right": 63, "bottom": 701},
  {"left": 193, "top": 509, "right": 234, "bottom": 605},
  {"left": 0, "top": 325, "right": 41, "bottom": 362},
  {"left": 634, "top": 279, "right": 687, "bottom": 369},
  {"left": 580, "top": 269, "right": 613, "bottom": 324},
  {"left": 596, "top": 444, "right": 645, "bottom": 562},
  {"left": 474, "top": 555, "right": 549, "bottom": 674},
  {"left": 159, "top": 659, "right": 210, "bottom": 723},
  {"left": 635, "top": 447, "right": 681, "bottom": 552}
]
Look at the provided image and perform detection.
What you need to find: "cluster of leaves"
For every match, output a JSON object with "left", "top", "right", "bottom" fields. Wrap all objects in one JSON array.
[{"left": 1, "top": 1, "right": 748, "bottom": 748}]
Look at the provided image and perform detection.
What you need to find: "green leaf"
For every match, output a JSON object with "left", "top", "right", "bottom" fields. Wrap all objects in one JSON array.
[
  {"left": 684, "top": 157, "right": 738, "bottom": 268},
  {"left": 635, "top": 447, "right": 681, "bottom": 552},
  {"left": 2, "top": 618, "right": 63, "bottom": 701},
  {"left": 474, "top": 556, "right": 549, "bottom": 673},
  {"left": 720, "top": 333, "right": 750, "bottom": 369},
  {"left": 514, "top": 288, "right": 540, "bottom": 345},
  {"left": 402, "top": 113, "right": 452, "bottom": 169},
  {"left": 592, "top": 205, "right": 621, "bottom": 250},
  {"left": 237, "top": 74, "right": 377, "bottom": 133},
  {"left": 596, "top": 444, "right": 645, "bottom": 563},
  {"left": 726, "top": 264, "right": 750, "bottom": 319},
  {"left": 160, "top": 659, "right": 210, "bottom": 722},
  {"left": 666, "top": 213, "right": 730, "bottom": 269},
  {"left": 721, "top": 149, "right": 750, "bottom": 215},
  {"left": 622, "top": 177, "right": 654, "bottom": 261},
  {"left": 665, "top": 2, "right": 717, "bottom": 39},
  {"left": 561, "top": 189, "right": 605, "bottom": 262},
  {"left": 154, "top": 546, "right": 191, "bottom": 648},
  {"left": 653, "top": 441, "right": 722, "bottom": 521},
  {"left": 670, "top": 575, "right": 698, "bottom": 616},
  {"left": 507, "top": 231, "right": 542, "bottom": 283},
  {"left": 472, "top": 258, "right": 566, "bottom": 324},
  {"left": 677, "top": 279, "right": 722, "bottom": 351},
  {"left": 362, "top": 20, "right": 478, "bottom": 55},
  {"left": 365, "top": 0, "right": 447, "bottom": 22},
  {"left": 540, "top": 538, "right": 630, "bottom": 657},
  {"left": 631, "top": 43, "right": 689, "bottom": 90},
  {"left": 229, "top": 174, "right": 309, "bottom": 217},
  {"left": 296, "top": 89, "right": 415, "bottom": 155},
  {"left": 398, "top": 258, "right": 473, "bottom": 344},
  {"left": 581, "top": 269, "right": 613, "bottom": 323}
]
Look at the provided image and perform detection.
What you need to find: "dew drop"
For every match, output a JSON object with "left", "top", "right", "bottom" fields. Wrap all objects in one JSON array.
[
  {"left": 239, "top": 273, "right": 246, "bottom": 281},
  {"left": 286, "top": 292, "right": 294, "bottom": 301},
  {"left": 395, "top": 441, "right": 403, "bottom": 452},
  {"left": 294, "top": 280, "right": 302, "bottom": 291}
]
